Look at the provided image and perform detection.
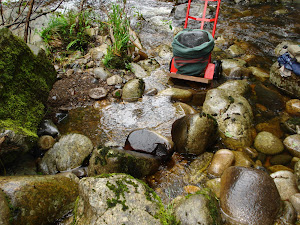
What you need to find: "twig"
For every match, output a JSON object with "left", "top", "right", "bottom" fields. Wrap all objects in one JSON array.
[
  {"left": 4, "top": 0, "right": 64, "bottom": 29},
  {"left": 24, "top": 0, "right": 34, "bottom": 42}
]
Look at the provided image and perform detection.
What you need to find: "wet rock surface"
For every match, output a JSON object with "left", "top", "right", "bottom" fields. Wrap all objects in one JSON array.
[
  {"left": 220, "top": 166, "right": 281, "bottom": 225},
  {"left": 75, "top": 174, "right": 163, "bottom": 225}
]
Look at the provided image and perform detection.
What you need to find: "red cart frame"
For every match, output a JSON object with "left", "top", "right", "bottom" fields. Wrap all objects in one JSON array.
[{"left": 168, "top": 0, "right": 222, "bottom": 83}]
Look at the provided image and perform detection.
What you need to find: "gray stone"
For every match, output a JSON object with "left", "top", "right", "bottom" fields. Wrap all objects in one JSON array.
[
  {"left": 220, "top": 166, "right": 281, "bottom": 225},
  {"left": 203, "top": 86, "right": 254, "bottom": 150},
  {"left": 174, "top": 192, "right": 221, "bottom": 225},
  {"left": 270, "top": 170, "right": 299, "bottom": 201},
  {"left": 106, "top": 75, "right": 123, "bottom": 86},
  {"left": 221, "top": 59, "right": 247, "bottom": 79},
  {"left": 88, "top": 87, "right": 108, "bottom": 99},
  {"left": 89, "top": 46, "right": 106, "bottom": 61},
  {"left": 0, "top": 173, "right": 78, "bottom": 225},
  {"left": 93, "top": 67, "right": 110, "bottom": 80},
  {"left": 227, "top": 44, "right": 245, "bottom": 57},
  {"left": 171, "top": 114, "right": 217, "bottom": 155},
  {"left": 277, "top": 201, "right": 297, "bottom": 224},
  {"left": 88, "top": 147, "right": 161, "bottom": 178},
  {"left": 254, "top": 131, "right": 284, "bottom": 155},
  {"left": 39, "top": 134, "right": 93, "bottom": 174},
  {"left": 74, "top": 174, "right": 164, "bottom": 225},
  {"left": 131, "top": 63, "right": 149, "bottom": 78},
  {"left": 270, "top": 62, "right": 300, "bottom": 98},
  {"left": 290, "top": 193, "right": 300, "bottom": 215},
  {"left": 158, "top": 88, "right": 193, "bottom": 102},
  {"left": 217, "top": 80, "right": 249, "bottom": 97},
  {"left": 122, "top": 79, "right": 145, "bottom": 102},
  {"left": 174, "top": 3, "right": 205, "bottom": 20},
  {"left": 284, "top": 134, "right": 300, "bottom": 157},
  {"left": 294, "top": 160, "right": 300, "bottom": 190},
  {"left": 138, "top": 58, "right": 160, "bottom": 72}
]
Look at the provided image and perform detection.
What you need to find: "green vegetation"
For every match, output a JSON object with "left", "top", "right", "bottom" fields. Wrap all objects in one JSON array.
[
  {"left": 103, "top": 2, "right": 132, "bottom": 69},
  {"left": 40, "top": 10, "right": 94, "bottom": 53},
  {"left": 0, "top": 28, "right": 56, "bottom": 136}
]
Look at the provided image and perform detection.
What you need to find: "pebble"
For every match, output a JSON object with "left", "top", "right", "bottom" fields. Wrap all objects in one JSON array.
[
  {"left": 284, "top": 134, "right": 300, "bottom": 158},
  {"left": 106, "top": 75, "right": 123, "bottom": 86},
  {"left": 38, "top": 135, "right": 56, "bottom": 150},
  {"left": 207, "top": 149, "right": 235, "bottom": 177},
  {"left": 289, "top": 193, "right": 300, "bottom": 215},
  {"left": 254, "top": 131, "right": 284, "bottom": 155},
  {"left": 286, "top": 99, "right": 300, "bottom": 116},
  {"left": 88, "top": 87, "right": 108, "bottom": 99}
]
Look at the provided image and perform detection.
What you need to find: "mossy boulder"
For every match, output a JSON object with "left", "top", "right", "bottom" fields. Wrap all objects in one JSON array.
[
  {"left": 0, "top": 28, "right": 56, "bottom": 164},
  {"left": 74, "top": 174, "right": 166, "bottom": 225},
  {"left": 0, "top": 173, "right": 79, "bottom": 225}
]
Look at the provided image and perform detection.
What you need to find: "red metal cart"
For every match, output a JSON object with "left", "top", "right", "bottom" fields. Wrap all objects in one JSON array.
[{"left": 168, "top": 0, "right": 222, "bottom": 84}]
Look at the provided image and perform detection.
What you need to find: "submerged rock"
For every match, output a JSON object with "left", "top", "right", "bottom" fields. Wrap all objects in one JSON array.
[
  {"left": 171, "top": 113, "right": 217, "bottom": 155},
  {"left": 74, "top": 174, "right": 164, "bottom": 225},
  {"left": 39, "top": 133, "right": 93, "bottom": 174},
  {"left": 0, "top": 173, "right": 78, "bottom": 225},
  {"left": 88, "top": 147, "right": 160, "bottom": 178},
  {"left": 158, "top": 88, "right": 193, "bottom": 102},
  {"left": 220, "top": 166, "right": 281, "bottom": 225}
]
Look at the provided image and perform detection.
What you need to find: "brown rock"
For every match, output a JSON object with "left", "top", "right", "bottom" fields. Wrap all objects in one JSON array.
[
  {"left": 207, "top": 149, "right": 235, "bottom": 177},
  {"left": 38, "top": 135, "right": 56, "bottom": 150},
  {"left": 286, "top": 99, "right": 300, "bottom": 116}
]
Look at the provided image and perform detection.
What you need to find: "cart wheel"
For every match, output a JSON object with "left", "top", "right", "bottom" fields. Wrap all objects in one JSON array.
[{"left": 213, "top": 60, "right": 222, "bottom": 80}]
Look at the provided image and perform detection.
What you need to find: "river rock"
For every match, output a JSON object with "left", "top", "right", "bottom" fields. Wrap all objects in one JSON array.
[
  {"left": 158, "top": 88, "right": 193, "bottom": 102},
  {"left": 233, "top": 151, "right": 254, "bottom": 167},
  {"left": 174, "top": 102, "right": 197, "bottom": 115},
  {"left": 106, "top": 75, "right": 123, "bottom": 86},
  {"left": 254, "top": 131, "right": 284, "bottom": 155},
  {"left": 131, "top": 63, "right": 149, "bottom": 78},
  {"left": 290, "top": 193, "right": 300, "bottom": 215},
  {"left": 88, "top": 147, "right": 160, "bottom": 178},
  {"left": 220, "top": 166, "right": 281, "bottom": 225},
  {"left": 88, "top": 87, "right": 108, "bottom": 99},
  {"left": 74, "top": 174, "right": 164, "bottom": 225},
  {"left": 0, "top": 189, "right": 10, "bottom": 225},
  {"left": 203, "top": 86, "right": 254, "bottom": 150},
  {"left": 295, "top": 160, "right": 300, "bottom": 190},
  {"left": 286, "top": 99, "right": 300, "bottom": 116},
  {"left": 122, "top": 78, "right": 145, "bottom": 102},
  {"left": 270, "top": 62, "right": 300, "bottom": 98},
  {"left": 221, "top": 58, "right": 247, "bottom": 79},
  {"left": 174, "top": 3, "right": 205, "bottom": 20},
  {"left": 270, "top": 170, "right": 299, "bottom": 201},
  {"left": 171, "top": 113, "right": 217, "bottom": 155},
  {"left": 227, "top": 44, "right": 245, "bottom": 57},
  {"left": 138, "top": 58, "right": 160, "bottom": 72},
  {"left": 248, "top": 66, "right": 270, "bottom": 81},
  {"left": 93, "top": 67, "right": 110, "bottom": 80},
  {"left": 37, "top": 119, "right": 60, "bottom": 137},
  {"left": 39, "top": 134, "right": 93, "bottom": 174},
  {"left": 174, "top": 191, "right": 222, "bottom": 225},
  {"left": 206, "top": 178, "right": 221, "bottom": 198},
  {"left": 207, "top": 149, "right": 235, "bottom": 177},
  {"left": 124, "top": 129, "right": 174, "bottom": 160},
  {"left": 277, "top": 201, "right": 297, "bottom": 224},
  {"left": 0, "top": 173, "right": 79, "bottom": 225},
  {"left": 217, "top": 79, "right": 250, "bottom": 97},
  {"left": 283, "top": 134, "right": 300, "bottom": 157},
  {"left": 254, "top": 83, "right": 284, "bottom": 111},
  {"left": 270, "top": 154, "right": 292, "bottom": 165}
]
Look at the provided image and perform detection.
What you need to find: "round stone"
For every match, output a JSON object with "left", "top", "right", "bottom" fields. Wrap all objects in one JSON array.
[
  {"left": 254, "top": 131, "right": 284, "bottom": 155},
  {"left": 38, "top": 135, "right": 56, "bottom": 150},
  {"left": 207, "top": 149, "right": 235, "bottom": 177},
  {"left": 88, "top": 87, "right": 107, "bottom": 99},
  {"left": 286, "top": 99, "right": 300, "bottom": 116},
  {"left": 284, "top": 134, "right": 300, "bottom": 157}
]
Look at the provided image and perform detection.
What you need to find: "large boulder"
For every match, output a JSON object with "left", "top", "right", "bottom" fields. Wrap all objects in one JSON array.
[
  {"left": 39, "top": 134, "right": 93, "bottom": 174},
  {"left": 0, "top": 28, "right": 56, "bottom": 165},
  {"left": 0, "top": 173, "right": 79, "bottom": 225},
  {"left": 270, "top": 62, "right": 300, "bottom": 98},
  {"left": 88, "top": 147, "right": 160, "bottom": 178},
  {"left": 171, "top": 113, "right": 217, "bottom": 155},
  {"left": 203, "top": 82, "right": 254, "bottom": 149},
  {"left": 220, "top": 166, "right": 281, "bottom": 225},
  {"left": 74, "top": 174, "right": 166, "bottom": 225}
]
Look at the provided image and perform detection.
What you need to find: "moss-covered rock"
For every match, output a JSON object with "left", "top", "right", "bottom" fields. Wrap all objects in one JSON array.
[
  {"left": 0, "top": 173, "right": 79, "bottom": 225},
  {"left": 0, "top": 28, "right": 56, "bottom": 164}
]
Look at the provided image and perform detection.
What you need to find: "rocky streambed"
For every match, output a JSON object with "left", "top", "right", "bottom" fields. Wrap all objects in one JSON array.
[{"left": 1, "top": 0, "right": 300, "bottom": 224}]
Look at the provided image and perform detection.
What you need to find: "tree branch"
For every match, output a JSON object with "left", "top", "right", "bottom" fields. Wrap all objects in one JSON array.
[{"left": 24, "top": 0, "right": 34, "bottom": 42}]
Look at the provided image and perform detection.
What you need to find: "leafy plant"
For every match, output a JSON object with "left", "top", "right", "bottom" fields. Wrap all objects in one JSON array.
[
  {"left": 103, "top": 2, "right": 132, "bottom": 69},
  {"left": 40, "top": 10, "right": 93, "bottom": 53}
]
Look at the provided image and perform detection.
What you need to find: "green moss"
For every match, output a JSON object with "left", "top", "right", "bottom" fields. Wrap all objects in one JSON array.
[
  {"left": 72, "top": 196, "right": 80, "bottom": 225},
  {"left": 0, "top": 28, "right": 56, "bottom": 135}
]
